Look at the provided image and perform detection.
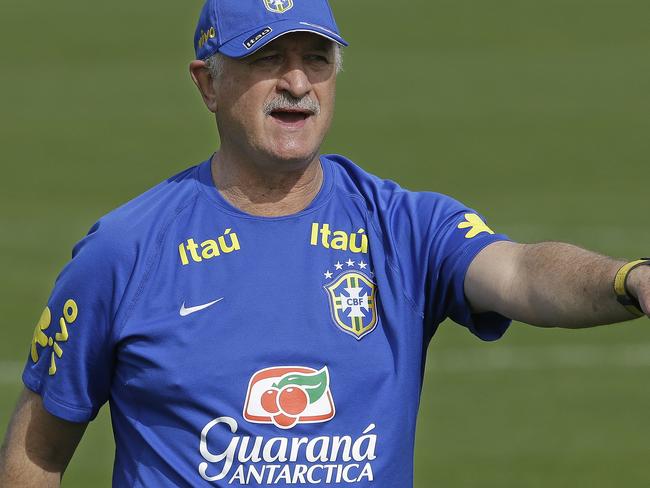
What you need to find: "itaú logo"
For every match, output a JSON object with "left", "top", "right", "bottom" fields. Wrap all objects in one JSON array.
[{"left": 243, "top": 366, "right": 335, "bottom": 429}]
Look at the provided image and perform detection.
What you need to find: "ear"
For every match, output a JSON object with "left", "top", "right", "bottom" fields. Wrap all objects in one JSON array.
[{"left": 189, "top": 60, "right": 218, "bottom": 113}]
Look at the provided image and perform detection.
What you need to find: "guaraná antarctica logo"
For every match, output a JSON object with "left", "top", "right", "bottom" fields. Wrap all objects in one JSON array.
[
  {"left": 322, "top": 259, "right": 378, "bottom": 340},
  {"left": 243, "top": 366, "right": 335, "bottom": 429},
  {"left": 199, "top": 366, "right": 378, "bottom": 484}
]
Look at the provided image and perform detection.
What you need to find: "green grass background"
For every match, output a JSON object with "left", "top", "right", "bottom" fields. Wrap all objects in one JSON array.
[{"left": 1, "top": 0, "right": 649, "bottom": 486}]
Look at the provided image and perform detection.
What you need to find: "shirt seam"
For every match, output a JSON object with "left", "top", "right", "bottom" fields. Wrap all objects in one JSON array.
[
  {"left": 111, "top": 192, "right": 201, "bottom": 342},
  {"left": 345, "top": 192, "right": 425, "bottom": 319},
  {"left": 23, "top": 372, "right": 95, "bottom": 416}
]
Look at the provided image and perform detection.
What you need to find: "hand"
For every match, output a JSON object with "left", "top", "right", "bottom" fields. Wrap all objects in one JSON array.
[{"left": 626, "top": 264, "right": 650, "bottom": 316}]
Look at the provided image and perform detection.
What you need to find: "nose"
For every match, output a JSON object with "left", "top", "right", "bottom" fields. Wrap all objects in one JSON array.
[{"left": 276, "top": 58, "right": 312, "bottom": 99}]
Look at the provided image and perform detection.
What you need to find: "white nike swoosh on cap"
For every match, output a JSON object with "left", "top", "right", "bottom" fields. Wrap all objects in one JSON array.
[{"left": 179, "top": 298, "right": 224, "bottom": 317}]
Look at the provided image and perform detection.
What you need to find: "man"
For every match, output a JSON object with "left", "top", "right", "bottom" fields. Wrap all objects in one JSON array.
[{"left": 0, "top": 0, "right": 648, "bottom": 486}]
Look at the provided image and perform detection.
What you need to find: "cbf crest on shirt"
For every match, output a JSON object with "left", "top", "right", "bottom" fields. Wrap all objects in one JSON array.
[{"left": 324, "top": 269, "right": 378, "bottom": 340}]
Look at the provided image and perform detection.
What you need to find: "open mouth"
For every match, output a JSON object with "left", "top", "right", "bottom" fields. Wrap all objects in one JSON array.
[{"left": 269, "top": 110, "right": 312, "bottom": 124}]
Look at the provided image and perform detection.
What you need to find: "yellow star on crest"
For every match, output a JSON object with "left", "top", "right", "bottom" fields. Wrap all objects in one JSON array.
[{"left": 457, "top": 213, "right": 495, "bottom": 239}]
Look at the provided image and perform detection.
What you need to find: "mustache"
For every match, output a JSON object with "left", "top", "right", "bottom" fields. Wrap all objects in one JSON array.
[{"left": 263, "top": 93, "right": 321, "bottom": 116}]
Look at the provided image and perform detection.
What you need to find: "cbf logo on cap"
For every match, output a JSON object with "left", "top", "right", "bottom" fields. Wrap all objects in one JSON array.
[
  {"left": 194, "top": 0, "right": 348, "bottom": 60},
  {"left": 264, "top": 0, "right": 293, "bottom": 14}
]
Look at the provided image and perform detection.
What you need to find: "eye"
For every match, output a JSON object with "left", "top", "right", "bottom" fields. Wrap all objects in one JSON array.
[
  {"left": 252, "top": 53, "right": 281, "bottom": 65},
  {"left": 305, "top": 54, "right": 330, "bottom": 64}
]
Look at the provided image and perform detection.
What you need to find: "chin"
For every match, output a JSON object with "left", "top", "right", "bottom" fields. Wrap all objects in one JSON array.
[
  {"left": 267, "top": 152, "right": 318, "bottom": 171},
  {"left": 264, "top": 140, "right": 320, "bottom": 167}
]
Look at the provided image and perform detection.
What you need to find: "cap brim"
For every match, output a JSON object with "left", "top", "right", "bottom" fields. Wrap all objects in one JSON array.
[{"left": 217, "top": 19, "right": 348, "bottom": 59}]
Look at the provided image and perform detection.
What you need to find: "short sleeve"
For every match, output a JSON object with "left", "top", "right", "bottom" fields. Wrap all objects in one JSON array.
[
  {"left": 377, "top": 184, "right": 511, "bottom": 341},
  {"left": 22, "top": 221, "right": 131, "bottom": 422},
  {"left": 426, "top": 199, "right": 511, "bottom": 341}
]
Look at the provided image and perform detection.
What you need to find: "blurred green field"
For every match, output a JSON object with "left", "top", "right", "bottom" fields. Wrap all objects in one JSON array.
[{"left": 1, "top": 0, "right": 649, "bottom": 486}]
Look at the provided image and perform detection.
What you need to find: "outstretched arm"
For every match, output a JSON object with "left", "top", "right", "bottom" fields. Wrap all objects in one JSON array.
[
  {"left": 0, "top": 388, "right": 87, "bottom": 487},
  {"left": 465, "top": 241, "right": 649, "bottom": 328}
]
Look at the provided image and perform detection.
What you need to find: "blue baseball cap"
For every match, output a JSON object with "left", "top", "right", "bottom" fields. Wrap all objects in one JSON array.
[{"left": 194, "top": 0, "right": 348, "bottom": 60}]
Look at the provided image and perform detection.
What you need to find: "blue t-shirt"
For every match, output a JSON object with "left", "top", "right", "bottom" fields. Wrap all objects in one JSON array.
[{"left": 23, "top": 155, "right": 510, "bottom": 487}]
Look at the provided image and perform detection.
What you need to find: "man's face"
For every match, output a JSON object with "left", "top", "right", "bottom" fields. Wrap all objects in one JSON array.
[{"left": 213, "top": 32, "right": 338, "bottom": 169}]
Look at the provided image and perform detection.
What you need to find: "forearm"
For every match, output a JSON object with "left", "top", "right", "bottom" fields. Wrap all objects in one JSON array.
[
  {"left": 511, "top": 242, "right": 636, "bottom": 327},
  {"left": 0, "top": 407, "right": 62, "bottom": 487},
  {"left": 468, "top": 241, "right": 646, "bottom": 328},
  {"left": 0, "top": 442, "right": 61, "bottom": 488},
  {"left": 0, "top": 389, "right": 86, "bottom": 488}
]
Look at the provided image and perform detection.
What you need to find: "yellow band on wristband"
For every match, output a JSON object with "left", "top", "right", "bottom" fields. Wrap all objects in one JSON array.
[{"left": 614, "top": 259, "right": 650, "bottom": 317}]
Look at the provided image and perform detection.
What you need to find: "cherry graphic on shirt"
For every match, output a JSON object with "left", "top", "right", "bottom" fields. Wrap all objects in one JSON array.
[
  {"left": 272, "top": 413, "right": 299, "bottom": 429},
  {"left": 261, "top": 389, "right": 280, "bottom": 414},
  {"left": 278, "top": 387, "right": 309, "bottom": 416},
  {"left": 258, "top": 368, "right": 330, "bottom": 429}
]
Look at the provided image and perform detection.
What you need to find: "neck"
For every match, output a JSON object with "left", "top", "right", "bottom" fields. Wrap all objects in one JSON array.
[{"left": 210, "top": 151, "right": 323, "bottom": 217}]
